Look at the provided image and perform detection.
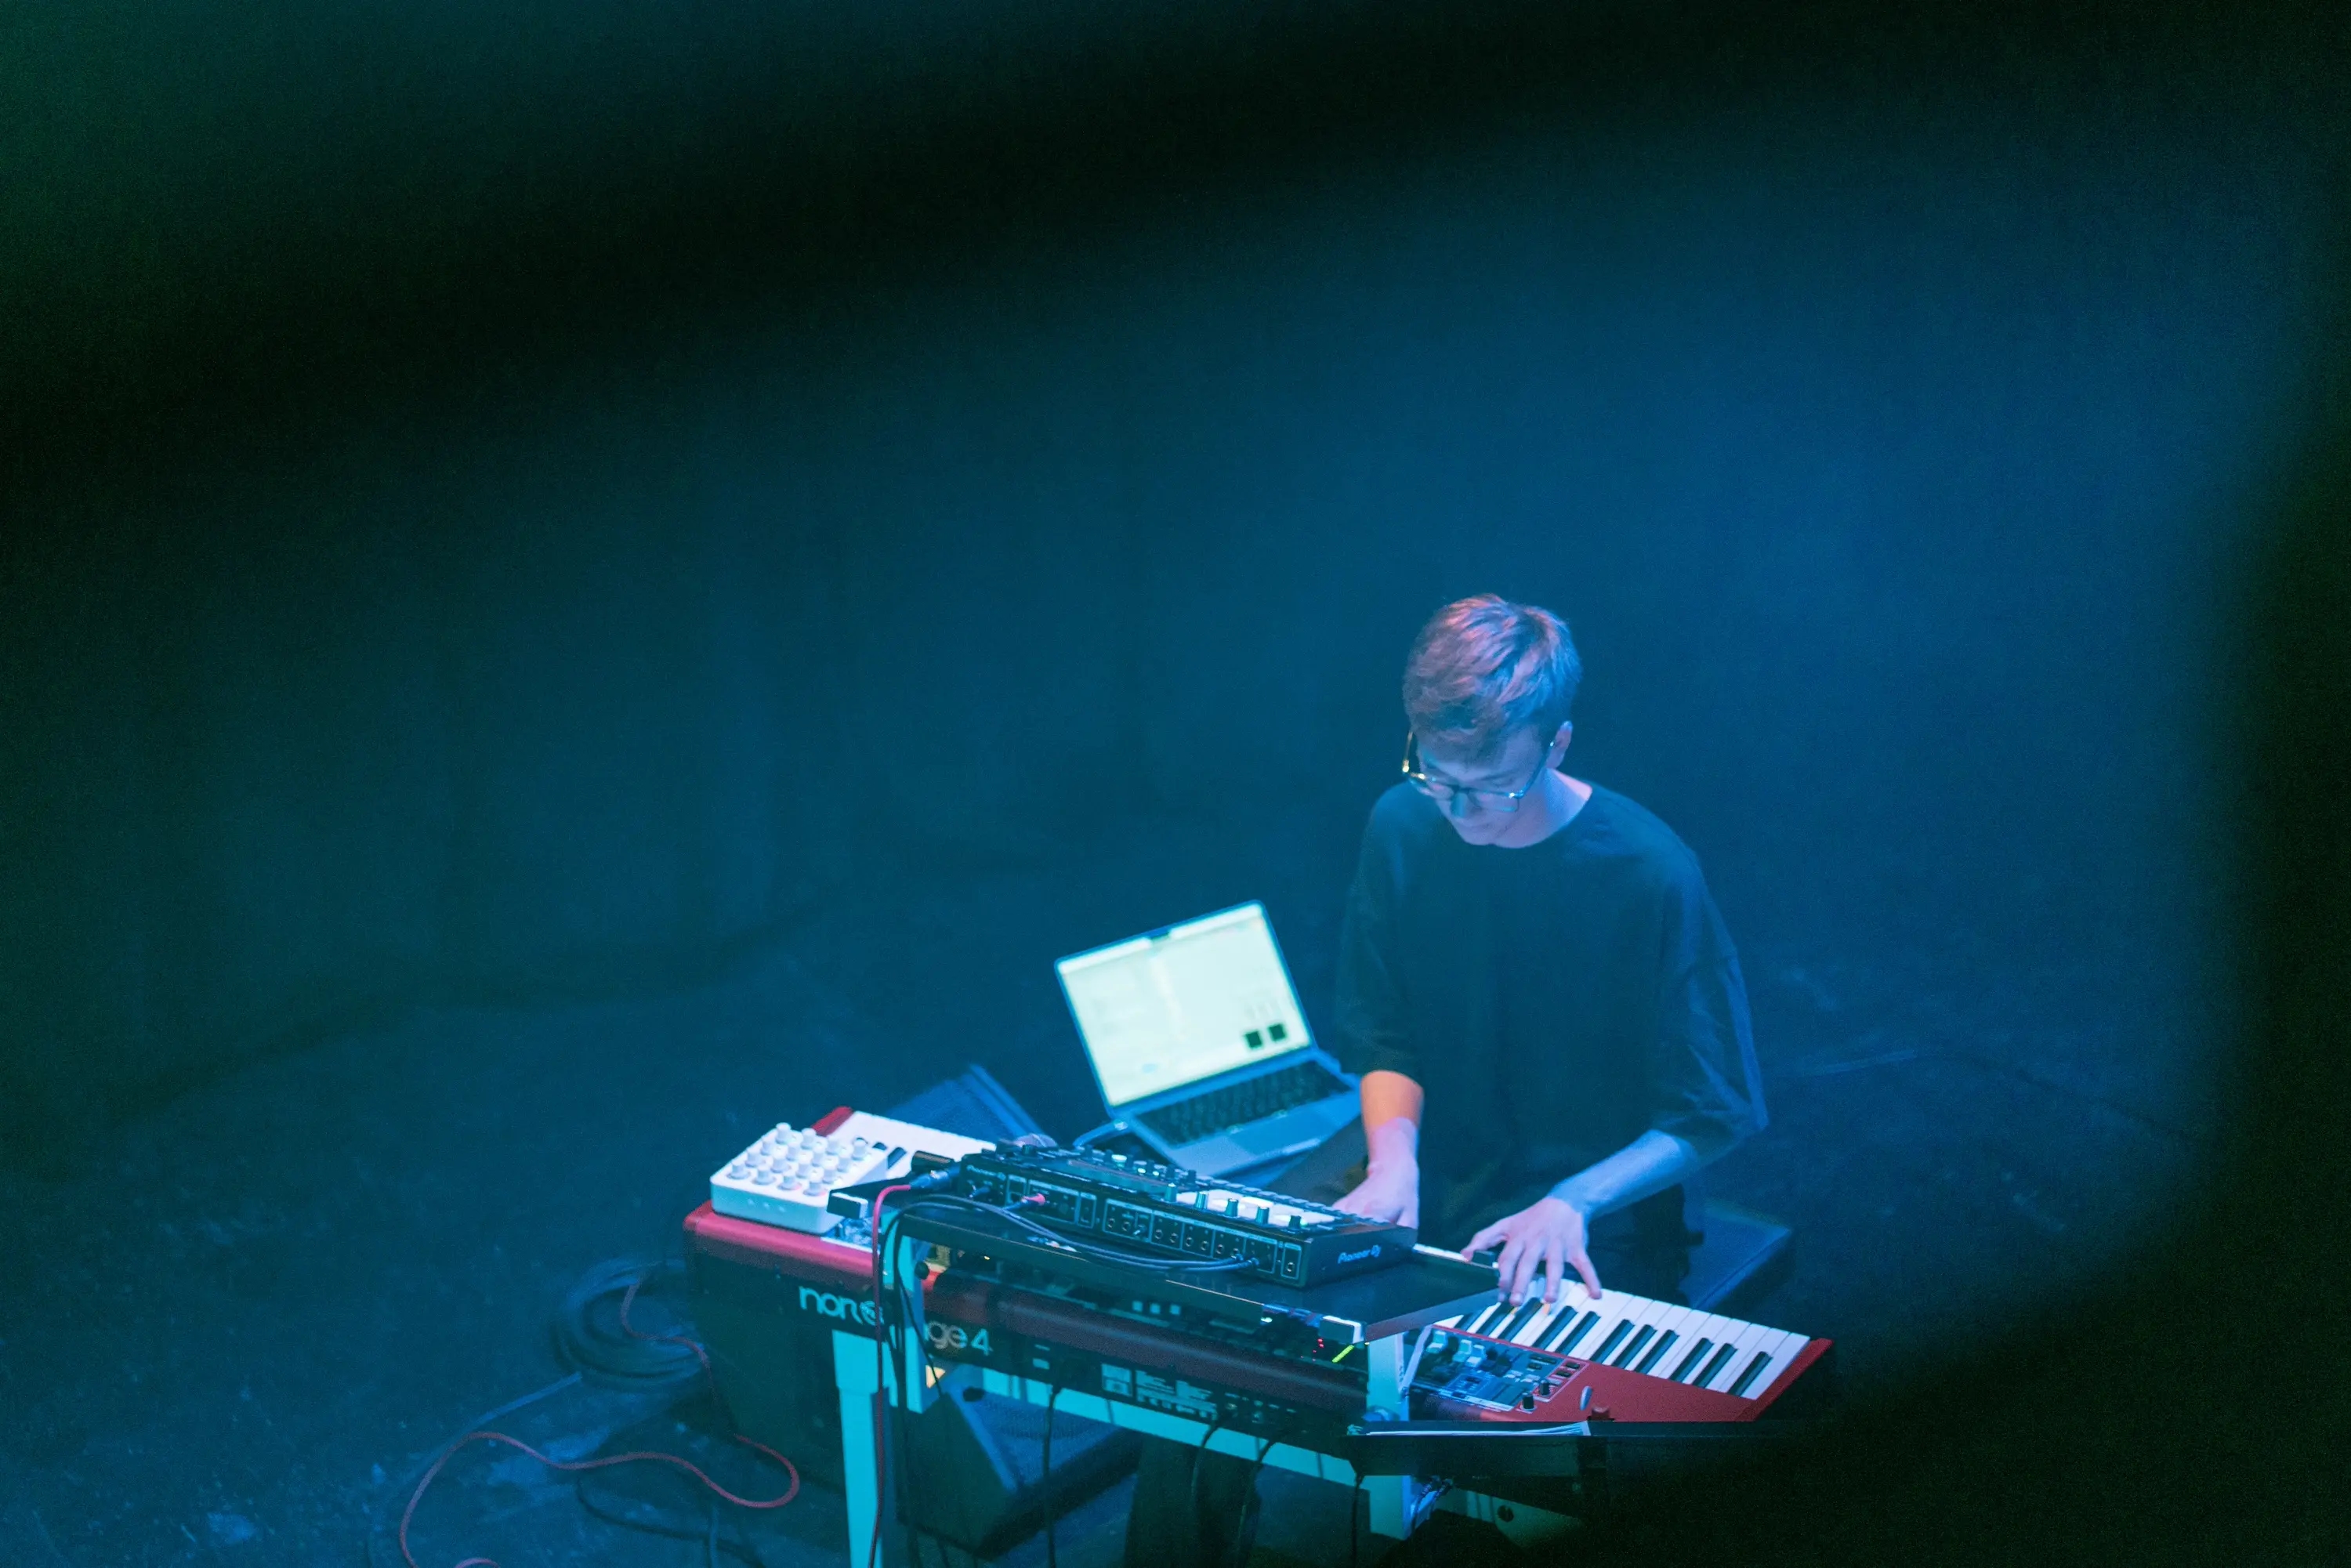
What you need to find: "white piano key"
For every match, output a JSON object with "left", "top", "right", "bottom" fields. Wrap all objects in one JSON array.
[
  {"left": 1597, "top": 1298, "right": 1676, "bottom": 1366},
  {"left": 1532, "top": 1294, "right": 1599, "bottom": 1347},
  {"left": 1697, "top": 1323, "right": 1775, "bottom": 1391},
  {"left": 1726, "top": 1346, "right": 1783, "bottom": 1399},
  {"left": 1720, "top": 1327, "right": 1800, "bottom": 1398},
  {"left": 1583, "top": 1315, "right": 1637, "bottom": 1365},
  {"left": 1545, "top": 1306, "right": 1607, "bottom": 1356},
  {"left": 1693, "top": 1339, "right": 1746, "bottom": 1391},
  {"left": 1613, "top": 1324, "right": 1664, "bottom": 1370},
  {"left": 1738, "top": 1331, "right": 1811, "bottom": 1399},
  {"left": 1672, "top": 1311, "right": 1759, "bottom": 1379},
  {"left": 1623, "top": 1302, "right": 1696, "bottom": 1371},
  {"left": 1507, "top": 1295, "right": 1576, "bottom": 1346},
  {"left": 1743, "top": 1326, "right": 1805, "bottom": 1377},
  {"left": 1604, "top": 1291, "right": 1678, "bottom": 1346},
  {"left": 1491, "top": 1294, "right": 1547, "bottom": 1342},
  {"left": 1627, "top": 1305, "right": 1696, "bottom": 1374},
  {"left": 1661, "top": 1330, "right": 1718, "bottom": 1383},
  {"left": 1662, "top": 1310, "right": 1748, "bottom": 1377},
  {"left": 1578, "top": 1287, "right": 1662, "bottom": 1337},
  {"left": 1462, "top": 1299, "right": 1512, "bottom": 1337}
]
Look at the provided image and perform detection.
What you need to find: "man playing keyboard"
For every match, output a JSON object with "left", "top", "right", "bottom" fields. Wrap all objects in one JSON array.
[
  {"left": 1125, "top": 595, "right": 1767, "bottom": 1567},
  {"left": 1331, "top": 593, "right": 1766, "bottom": 1309}
]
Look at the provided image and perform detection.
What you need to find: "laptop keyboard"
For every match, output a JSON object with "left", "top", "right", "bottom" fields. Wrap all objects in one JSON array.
[{"left": 1138, "top": 1060, "right": 1349, "bottom": 1149}]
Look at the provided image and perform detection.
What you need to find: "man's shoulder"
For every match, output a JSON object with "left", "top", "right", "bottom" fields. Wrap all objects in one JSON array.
[
  {"left": 1570, "top": 785, "right": 1707, "bottom": 887},
  {"left": 1366, "top": 780, "right": 1445, "bottom": 842}
]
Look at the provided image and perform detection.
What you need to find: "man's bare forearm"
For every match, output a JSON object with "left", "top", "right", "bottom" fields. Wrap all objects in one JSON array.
[
  {"left": 1547, "top": 1129, "right": 1704, "bottom": 1219},
  {"left": 1359, "top": 1070, "right": 1424, "bottom": 1170}
]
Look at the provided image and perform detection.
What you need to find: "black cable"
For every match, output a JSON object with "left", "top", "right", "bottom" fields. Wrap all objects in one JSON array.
[
  {"left": 1186, "top": 1410, "right": 1229, "bottom": 1543},
  {"left": 876, "top": 1199, "right": 963, "bottom": 1568},
  {"left": 868, "top": 1187, "right": 1256, "bottom": 1568},
  {"left": 896, "top": 1255, "right": 952, "bottom": 1568},
  {"left": 869, "top": 1200, "right": 900, "bottom": 1568},
  {"left": 1040, "top": 1384, "right": 1060, "bottom": 1568},
  {"left": 1348, "top": 1470, "right": 1367, "bottom": 1568},
  {"left": 1226, "top": 1430, "right": 1286, "bottom": 1568},
  {"left": 551, "top": 1257, "right": 705, "bottom": 1391},
  {"left": 875, "top": 1202, "right": 919, "bottom": 1568}
]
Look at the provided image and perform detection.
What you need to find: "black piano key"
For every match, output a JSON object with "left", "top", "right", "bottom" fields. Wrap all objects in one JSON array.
[
  {"left": 1498, "top": 1298, "right": 1547, "bottom": 1341},
  {"left": 1668, "top": 1338, "right": 1714, "bottom": 1382},
  {"left": 1727, "top": 1351, "right": 1775, "bottom": 1398},
  {"left": 1694, "top": 1343, "right": 1739, "bottom": 1388},
  {"left": 1542, "top": 1310, "right": 1600, "bottom": 1355},
  {"left": 1590, "top": 1320, "right": 1636, "bottom": 1364},
  {"left": 1465, "top": 1301, "right": 1509, "bottom": 1335},
  {"left": 1611, "top": 1325, "right": 1657, "bottom": 1367},
  {"left": 1632, "top": 1330, "right": 1679, "bottom": 1375}
]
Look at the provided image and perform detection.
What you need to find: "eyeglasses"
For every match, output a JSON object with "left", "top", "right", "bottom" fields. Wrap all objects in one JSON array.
[{"left": 1400, "top": 730, "right": 1549, "bottom": 815}]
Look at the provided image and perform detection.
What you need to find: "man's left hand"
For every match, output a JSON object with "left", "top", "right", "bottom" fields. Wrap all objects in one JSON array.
[{"left": 1465, "top": 1197, "right": 1603, "bottom": 1307}]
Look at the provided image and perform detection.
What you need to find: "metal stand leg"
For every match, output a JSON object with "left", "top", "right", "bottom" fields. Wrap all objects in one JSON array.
[
  {"left": 835, "top": 1236, "right": 935, "bottom": 1568},
  {"left": 834, "top": 1330, "right": 883, "bottom": 1568},
  {"left": 1362, "top": 1332, "right": 1440, "bottom": 1541}
]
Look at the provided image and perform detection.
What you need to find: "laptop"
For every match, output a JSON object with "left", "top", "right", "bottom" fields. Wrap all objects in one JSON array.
[{"left": 1056, "top": 901, "right": 1359, "bottom": 1178}]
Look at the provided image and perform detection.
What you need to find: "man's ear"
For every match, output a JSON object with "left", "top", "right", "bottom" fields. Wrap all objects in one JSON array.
[{"left": 1549, "top": 722, "right": 1574, "bottom": 762}]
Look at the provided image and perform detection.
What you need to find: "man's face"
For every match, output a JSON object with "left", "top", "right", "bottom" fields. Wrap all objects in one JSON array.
[{"left": 1415, "top": 724, "right": 1557, "bottom": 846}]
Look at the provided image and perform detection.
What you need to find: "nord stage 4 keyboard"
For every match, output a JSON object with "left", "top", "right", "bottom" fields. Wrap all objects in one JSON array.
[
  {"left": 1416, "top": 1284, "right": 1833, "bottom": 1421},
  {"left": 947, "top": 1143, "right": 1415, "bottom": 1289}
]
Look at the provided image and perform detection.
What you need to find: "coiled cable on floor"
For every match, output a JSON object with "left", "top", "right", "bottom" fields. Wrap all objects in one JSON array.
[{"left": 552, "top": 1256, "right": 708, "bottom": 1391}]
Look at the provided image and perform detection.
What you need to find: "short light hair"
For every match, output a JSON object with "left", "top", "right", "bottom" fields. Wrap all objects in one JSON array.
[{"left": 1402, "top": 595, "right": 1582, "bottom": 760}]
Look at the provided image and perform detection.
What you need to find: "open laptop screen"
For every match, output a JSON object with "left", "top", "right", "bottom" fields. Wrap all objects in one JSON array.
[{"left": 1056, "top": 902, "right": 1313, "bottom": 1110}]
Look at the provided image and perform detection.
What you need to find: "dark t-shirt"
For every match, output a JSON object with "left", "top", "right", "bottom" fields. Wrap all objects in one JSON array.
[{"left": 1332, "top": 781, "right": 1766, "bottom": 1249}]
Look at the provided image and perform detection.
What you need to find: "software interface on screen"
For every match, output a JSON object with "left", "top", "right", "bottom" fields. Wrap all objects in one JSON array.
[{"left": 1059, "top": 904, "right": 1310, "bottom": 1109}]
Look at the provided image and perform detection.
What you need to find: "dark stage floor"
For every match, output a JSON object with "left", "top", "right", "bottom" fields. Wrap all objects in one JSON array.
[{"left": 0, "top": 808, "right": 2210, "bottom": 1566}]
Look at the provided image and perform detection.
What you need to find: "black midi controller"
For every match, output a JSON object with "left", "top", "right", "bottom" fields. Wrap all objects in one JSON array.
[{"left": 947, "top": 1144, "right": 1415, "bottom": 1289}]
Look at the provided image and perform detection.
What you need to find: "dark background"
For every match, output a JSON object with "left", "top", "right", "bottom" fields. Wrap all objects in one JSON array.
[{"left": 3, "top": 2, "right": 2345, "bottom": 1564}]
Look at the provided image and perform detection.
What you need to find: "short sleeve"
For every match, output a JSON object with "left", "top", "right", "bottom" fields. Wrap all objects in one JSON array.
[
  {"left": 1332, "top": 809, "right": 1422, "bottom": 1084},
  {"left": 1647, "top": 863, "right": 1767, "bottom": 1160}
]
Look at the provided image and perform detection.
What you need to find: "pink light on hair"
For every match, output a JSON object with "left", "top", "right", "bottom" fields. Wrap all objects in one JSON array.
[{"left": 1402, "top": 594, "right": 1582, "bottom": 760}]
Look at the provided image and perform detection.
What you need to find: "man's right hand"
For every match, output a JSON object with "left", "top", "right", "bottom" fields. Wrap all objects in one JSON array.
[
  {"left": 1336, "top": 1159, "right": 1420, "bottom": 1229},
  {"left": 1340, "top": 1074, "right": 1426, "bottom": 1228}
]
